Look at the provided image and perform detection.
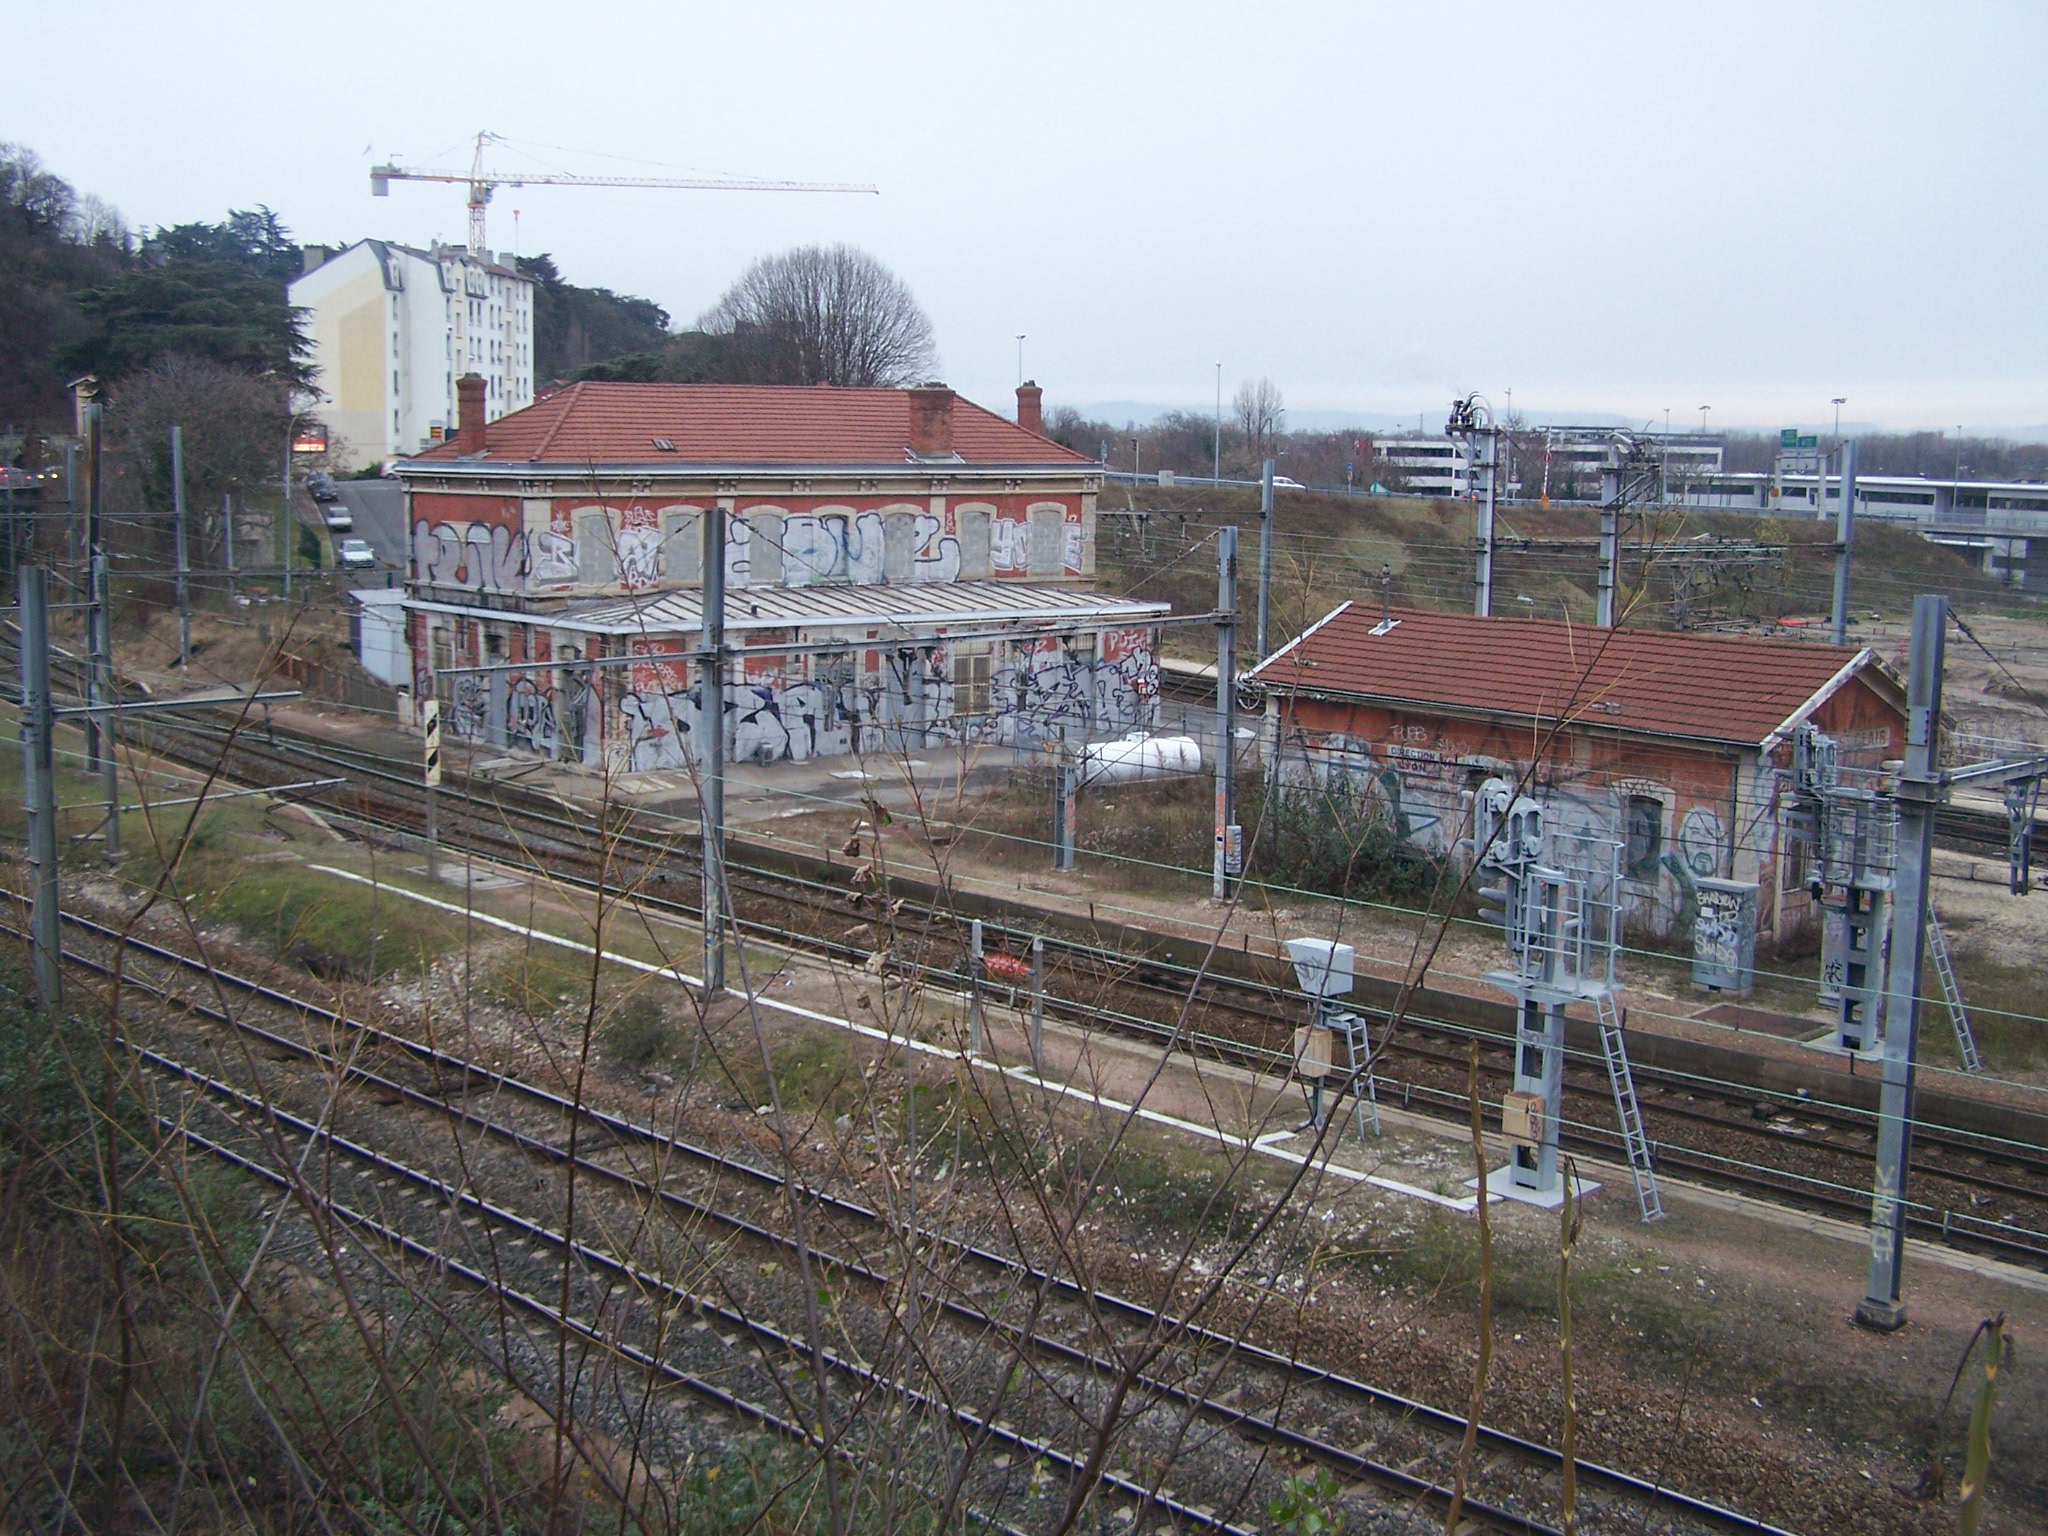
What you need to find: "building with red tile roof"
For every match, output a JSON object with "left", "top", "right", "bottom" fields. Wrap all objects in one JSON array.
[
  {"left": 1247, "top": 602, "right": 1907, "bottom": 945},
  {"left": 390, "top": 377, "right": 1167, "bottom": 773}
]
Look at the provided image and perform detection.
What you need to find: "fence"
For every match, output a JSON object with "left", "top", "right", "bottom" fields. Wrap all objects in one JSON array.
[{"left": 275, "top": 652, "right": 402, "bottom": 716}]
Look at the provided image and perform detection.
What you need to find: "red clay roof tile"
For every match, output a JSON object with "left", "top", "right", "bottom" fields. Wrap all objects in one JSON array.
[
  {"left": 1249, "top": 603, "right": 1889, "bottom": 747},
  {"left": 412, "top": 382, "right": 1092, "bottom": 468}
]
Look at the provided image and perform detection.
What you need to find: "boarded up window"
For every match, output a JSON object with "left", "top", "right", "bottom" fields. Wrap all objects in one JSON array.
[
  {"left": 744, "top": 512, "right": 783, "bottom": 586},
  {"left": 883, "top": 512, "right": 916, "bottom": 581},
  {"left": 576, "top": 514, "right": 616, "bottom": 585},
  {"left": 1625, "top": 796, "right": 1664, "bottom": 879},
  {"left": 662, "top": 510, "right": 702, "bottom": 583},
  {"left": 958, "top": 508, "right": 991, "bottom": 579},
  {"left": 1027, "top": 507, "right": 1063, "bottom": 575}
]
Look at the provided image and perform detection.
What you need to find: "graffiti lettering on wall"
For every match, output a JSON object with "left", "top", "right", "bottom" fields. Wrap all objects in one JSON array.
[
  {"left": 623, "top": 639, "right": 697, "bottom": 771},
  {"left": 414, "top": 520, "right": 526, "bottom": 591},
  {"left": 411, "top": 493, "right": 524, "bottom": 592},
  {"left": 1096, "top": 627, "right": 1160, "bottom": 732},
  {"left": 505, "top": 675, "right": 559, "bottom": 756},
  {"left": 531, "top": 503, "right": 576, "bottom": 588},
  {"left": 1677, "top": 806, "right": 1725, "bottom": 877},
  {"left": 618, "top": 502, "right": 661, "bottom": 589},
  {"left": 913, "top": 510, "right": 960, "bottom": 583},
  {"left": 990, "top": 504, "right": 1027, "bottom": 575},
  {"left": 784, "top": 510, "right": 884, "bottom": 586}
]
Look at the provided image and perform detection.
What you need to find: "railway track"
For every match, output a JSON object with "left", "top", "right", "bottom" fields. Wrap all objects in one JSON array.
[
  {"left": 44, "top": 904, "right": 1803, "bottom": 1536},
  {"left": 115, "top": 709, "right": 2048, "bottom": 1274}
]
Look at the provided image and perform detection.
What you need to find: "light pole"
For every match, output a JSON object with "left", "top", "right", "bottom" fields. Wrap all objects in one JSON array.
[
  {"left": 1831, "top": 396, "right": 1847, "bottom": 448},
  {"left": 1213, "top": 362, "right": 1222, "bottom": 481},
  {"left": 1663, "top": 408, "right": 1672, "bottom": 508},
  {"left": 1698, "top": 404, "right": 1711, "bottom": 437},
  {"left": 1954, "top": 426, "right": 1964, "bottom": 487},
  {"left": 1015, "top": 334, "right": 1025, "bottom": 389}
]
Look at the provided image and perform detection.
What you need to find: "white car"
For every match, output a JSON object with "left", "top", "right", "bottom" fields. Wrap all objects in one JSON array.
[
  {"left": 323, "top": 505, "right": 354, "bottom": 532},
  {"left": 336, "top": 538, "right": 377, "bottom": 570},
  {"left": 1272, "top": 474, "right": 1306, "bottom": 490}
]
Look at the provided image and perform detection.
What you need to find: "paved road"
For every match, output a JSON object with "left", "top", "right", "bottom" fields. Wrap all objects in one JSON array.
[{"left": 332, "top": 480, "right": 407, "bottom": 581}]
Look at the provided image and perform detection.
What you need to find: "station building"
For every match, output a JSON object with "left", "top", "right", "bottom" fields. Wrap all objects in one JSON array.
[
  {"left": 1248, "top": 603, "right": 1907, "bottom": 946},
  {"left": 390, "top": 377, "right": 1167, "bottom": 772}
]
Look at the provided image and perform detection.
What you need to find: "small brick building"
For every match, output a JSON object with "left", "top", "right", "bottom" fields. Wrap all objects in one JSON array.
[{"left": 1248, "top": 603, "right": 1907, "bottom": 943}]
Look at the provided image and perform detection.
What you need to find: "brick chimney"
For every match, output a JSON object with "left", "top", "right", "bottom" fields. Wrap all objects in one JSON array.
[
  {"left": 907, "top": 383, "right": 954, "bottom": 457},
  {"left": 456, "top": 373, "right": 488, "bottom": 454},
  {"left": 1016, "top": 380, "right": 1043, "bottom": 436}
]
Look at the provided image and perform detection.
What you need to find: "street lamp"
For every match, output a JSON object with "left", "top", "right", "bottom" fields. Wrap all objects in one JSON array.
[
  {"left": 1015, "top": 334, "right": 1025, "bottom": 388},
  {"left": 1698, "top": 404, "right": 1711, "bottom": 436},
  {"left": 1955, "top": 426, "right": 1965, "bottom": 487},
  {"left": 1831, "top": 396, "right": 1847, "bottom": 447}
]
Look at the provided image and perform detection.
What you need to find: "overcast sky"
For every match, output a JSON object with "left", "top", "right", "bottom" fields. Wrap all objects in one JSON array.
[{"left": 13, "top": 1, "right": 2046, "bottom": 433}]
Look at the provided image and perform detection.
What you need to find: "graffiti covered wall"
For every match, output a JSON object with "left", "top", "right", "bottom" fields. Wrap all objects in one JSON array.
[
  {"left": 1268, "top": 697, "right": 1757, "bottom": 937},
  {"left": 408, "top": 490, "right": 1090, "bottom": 598}
]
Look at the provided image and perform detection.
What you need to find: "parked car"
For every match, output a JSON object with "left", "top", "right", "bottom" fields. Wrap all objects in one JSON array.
[
  {"left": 1272, "top": 474, "right": 1306, "bottom": 490},
  {"left": 305, "top": 470, "right": 338, "bottom": 502},
  {"left": 322, "top": 504, "right": 354, "bottom": 532},
  {"left": 336, "top": 538, "right": 377, "bottom": 570}
]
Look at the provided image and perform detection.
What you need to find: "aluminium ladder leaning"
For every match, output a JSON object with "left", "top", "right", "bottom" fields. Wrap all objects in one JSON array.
[
  {"left": 1925, "top": 908, "right": 1984, "bottom": 1074},
  {"left": 1595, "top": 992, "right": 1663, "bottom": 1221}
]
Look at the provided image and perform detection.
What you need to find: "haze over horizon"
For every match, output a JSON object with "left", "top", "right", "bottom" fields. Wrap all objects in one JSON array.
[{"left": 11, "top": 0, "right": 2044, "bottom": 435}]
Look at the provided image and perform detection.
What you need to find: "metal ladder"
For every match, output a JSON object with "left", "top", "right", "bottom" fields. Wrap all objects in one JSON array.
[
  {"left": 1595, "top": 991, "right": 1663, "bottom": 1221},
  {"left": 1925, "top": 908, "right": 1984, "bottom": 1074}
]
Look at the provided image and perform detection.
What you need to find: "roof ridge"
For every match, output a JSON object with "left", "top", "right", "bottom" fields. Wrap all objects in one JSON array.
[{"left": 528, "top": 382, "right": 583, "bottom": 462}]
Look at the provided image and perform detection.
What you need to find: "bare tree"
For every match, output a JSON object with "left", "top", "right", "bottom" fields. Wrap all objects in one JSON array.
[
  {"left": 699, "top": 243, "right": 938, "bottom": 387},
  {"left": 1234, "top": 376, "right": 1284, "bottom": 467},
  {"left": 104, "top": 355, "right": 292, "bottom": 570}
]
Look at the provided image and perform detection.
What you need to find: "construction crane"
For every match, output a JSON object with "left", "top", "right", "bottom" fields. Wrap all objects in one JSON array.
[{"left": 371, "top": 131, "right": 877, "bottom": 256}]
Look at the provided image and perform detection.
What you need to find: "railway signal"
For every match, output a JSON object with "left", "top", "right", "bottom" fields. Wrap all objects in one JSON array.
[
  {"left": 422, "top": 696, "right": 441, "bottom": 881},
  {"left": 422, "top": 698, "right": 442, "bottom": 787},
  {"left": 1461, "top": 777, "right": 1661, "bottom": 1219}
]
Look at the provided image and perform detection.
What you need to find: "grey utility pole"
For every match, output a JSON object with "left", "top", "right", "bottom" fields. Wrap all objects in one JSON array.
[
  {"left": 1052, "top": 725, "right": 1078, "bottom": 871},
  {"left": 281, "top": 433, "right": 293, "bottom": 601},
  {"left": 1212, "top": 525, "right": 1239, "bottom": 900},
  {"left": 1256, "top": 459, "right": 1275, "bottom": 660},
  {"left": 84, "top": 401, "right": 103, "bottom": 774},
  {"left": 1475, "top": 425, "right": 1497, "bottom": 618},
  {"left": 171, "top": 424, "right": 191, "bottom": 668},
  {"left": 223, "top": 494, "right": 236, "bottom": 604},
  {"left": 1857, "top": 593, "right": 1944, "bottom": 1331},
  {"left": 94, "top": 550, "right": 118, "bottom": 861},
  {"left": 1829, "top": 441, "right": 1858, "bottom": 646},
  {"left": 82, "top": 401, "right": 118, "bottom": 861},
  {"left": 19, "top": 566, "right": 61, "bottom": 1006},
  {"left": 700, "top": 503, "right": 728, "bottom": 993}
]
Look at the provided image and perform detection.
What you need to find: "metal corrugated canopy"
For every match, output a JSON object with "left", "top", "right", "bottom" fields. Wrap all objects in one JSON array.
[{"left": 545, "top": 580, "right": 1169, "bottom": 636}]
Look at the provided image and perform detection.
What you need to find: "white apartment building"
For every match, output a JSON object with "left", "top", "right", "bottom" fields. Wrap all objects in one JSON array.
[{"left": 291, "top": 240, "right": 535, "bottom": 471}]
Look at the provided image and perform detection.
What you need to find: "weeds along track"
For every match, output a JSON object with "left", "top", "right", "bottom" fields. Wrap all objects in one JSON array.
[
  {"left": 124, "top": 714, "right": 2048, "bottom": 1271},
  {"left": 44, "top": 907, "right": 1793, "bottom": 1536}
]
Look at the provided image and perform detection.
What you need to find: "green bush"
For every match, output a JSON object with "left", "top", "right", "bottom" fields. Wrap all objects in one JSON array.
[
  {"left": 603, "top": 991, "right": 672, "bottom": 1069},
  {"left": 1246, "top": 781, "right": 1447, "bottom": 907}
]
